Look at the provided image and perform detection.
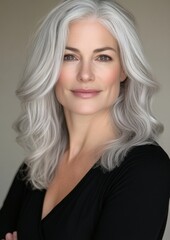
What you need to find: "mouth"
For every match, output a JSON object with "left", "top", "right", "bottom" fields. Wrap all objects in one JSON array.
[{"left": 71, "top": 89, "right": 101, "bottom": 98}]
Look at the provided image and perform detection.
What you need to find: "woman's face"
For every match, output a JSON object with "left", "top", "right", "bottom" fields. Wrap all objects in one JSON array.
[{"left": 55, "top": 18, "right": 126, "bottom": 116}]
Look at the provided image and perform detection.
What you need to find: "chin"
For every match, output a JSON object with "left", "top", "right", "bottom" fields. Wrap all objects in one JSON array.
[
  {"left": 71, "top": 106, "right": 107, "bottom": 116},
  {"left": 73, "top": 109, "right": 100, "bottom": 115}
]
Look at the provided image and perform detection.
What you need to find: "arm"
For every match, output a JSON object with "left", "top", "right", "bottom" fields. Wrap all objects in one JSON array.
[
  {"left": 93, "top": 145, "right": 170, "bottom": 240},
  {"left": 0, "top": 163, "right": 27, "bottom": 239}
]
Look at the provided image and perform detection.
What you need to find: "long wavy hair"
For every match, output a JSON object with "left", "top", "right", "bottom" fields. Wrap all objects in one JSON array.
[{"left": 13, "top": 0, "right": 163, "bottom": 189}]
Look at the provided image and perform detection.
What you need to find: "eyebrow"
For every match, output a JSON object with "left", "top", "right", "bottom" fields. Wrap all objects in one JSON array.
[{"left": 65, "top": 46, "right": 117, "bottom": 53}]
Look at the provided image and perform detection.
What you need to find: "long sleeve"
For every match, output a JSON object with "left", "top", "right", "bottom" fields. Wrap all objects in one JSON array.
[
  {"left": 0, "top": 163, "right": 27, "bottom": 239},
  {"left": 92, "top": 145, "right": 170, "bottom": 240},
  {"left": 0, "top": 145, "right": 169, "bottom": 240}
]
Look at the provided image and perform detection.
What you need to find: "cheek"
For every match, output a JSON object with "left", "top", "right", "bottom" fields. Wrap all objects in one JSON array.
[
  {"left": 55, "top": 68, "right": 75, "bottom": 102},
  {"left": 55, "top": 69, "right": 70, "bottom": 92},
  {"left": 55, "top": 81, "right": 61, "bottom": 95},
  {"left": 57, "top": 72, "right": 68, "bottom": 86},
  {"left": 103, "top": 68, "right": 122, "bottom": 87},
  {"left": 55, "top": 75, "right": 65, "bottom": 102},
  {"left": 101, "top": 67, "right": 122, "bottom": 102},
  {"left": 56, "top": 66, "right": 77, "bottom": 87}
]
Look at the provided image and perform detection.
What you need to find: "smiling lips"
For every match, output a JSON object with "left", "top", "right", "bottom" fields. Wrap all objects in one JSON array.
[{"left": 71, "top": 89, "right": 101, "bottom": 98}]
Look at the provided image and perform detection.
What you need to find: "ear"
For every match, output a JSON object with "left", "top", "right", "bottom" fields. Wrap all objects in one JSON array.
[{"left": 120, "top": 70, "right": 127, "bottom": 82}]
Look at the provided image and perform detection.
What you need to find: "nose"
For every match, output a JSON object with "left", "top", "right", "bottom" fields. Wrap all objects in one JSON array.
[{"left": 77, "top": 61, "right": 94, "bottom": 82}]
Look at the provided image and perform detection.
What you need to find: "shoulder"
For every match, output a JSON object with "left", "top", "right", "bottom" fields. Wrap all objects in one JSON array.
[
  {"left": 14, "top": 162, "right": 28, "bottom": 183},
  {"left": 126, "top": 143, "right": 169, "bottom": 160},
  {"left": 118, "top": 144, "right": 170, "bottom": 189},
  {"left": 104, "top": 144, "right": 170, "bottom": 198},
  {"left": 124, "top": 143, "right": 170, "bottom": 170},
  {"left": 7, "top": 162, "right": 31, "bottom": 193},
  {"left": 104, "top": 143, "right": 170, "bottom": 181},
  {"left": 104, "top": 144, "right": 170, "bottom": 190}
]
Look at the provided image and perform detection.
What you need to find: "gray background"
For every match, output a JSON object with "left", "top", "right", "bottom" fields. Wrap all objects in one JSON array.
[{"left": 0, "top": 0, "right": 169, "bottom": 239}]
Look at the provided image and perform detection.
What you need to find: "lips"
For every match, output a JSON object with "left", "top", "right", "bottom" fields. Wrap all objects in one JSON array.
[{"left": 71, "top": 89, "right": 101, "bottom": 98}]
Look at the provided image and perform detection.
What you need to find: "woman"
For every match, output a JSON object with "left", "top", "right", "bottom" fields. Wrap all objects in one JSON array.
[{"left": 0, "top": 0, "right": 170, "bottom": 239}]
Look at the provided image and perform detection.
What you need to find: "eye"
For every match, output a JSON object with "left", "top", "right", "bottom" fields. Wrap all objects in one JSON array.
[
  {"left": 63, "top": 54, "right": 78, "bottom": 61},
  {"left": 96, "top": 55, "right": 112, "bottom": 62}
]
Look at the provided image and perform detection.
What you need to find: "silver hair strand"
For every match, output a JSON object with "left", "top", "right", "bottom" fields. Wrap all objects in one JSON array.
[{"left": 13, "top": 0, "right": 163, "bottom": 189}]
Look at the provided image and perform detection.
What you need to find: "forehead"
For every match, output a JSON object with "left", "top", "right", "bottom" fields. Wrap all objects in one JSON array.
[{"left": 66, "top": 18, "right": 118, "bottom": 50}]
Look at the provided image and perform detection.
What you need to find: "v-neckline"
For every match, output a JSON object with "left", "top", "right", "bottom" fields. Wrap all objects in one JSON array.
[{"left": 40, "top": 163, "right": 97, "bottom": 222}]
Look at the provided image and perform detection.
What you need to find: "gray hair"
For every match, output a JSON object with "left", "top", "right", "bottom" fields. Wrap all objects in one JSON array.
[{"left": 13, "top": 0, "right": 163, "bottom": 189}]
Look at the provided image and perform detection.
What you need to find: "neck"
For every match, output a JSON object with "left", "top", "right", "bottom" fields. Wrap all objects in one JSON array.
[{"left": 64, "top": 109, "right": 117, "bottom": 161}]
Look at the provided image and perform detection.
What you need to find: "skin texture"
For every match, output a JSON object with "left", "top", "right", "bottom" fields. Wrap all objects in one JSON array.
[
  {"left": 42, "top": 18, "right": 127, "bottom": 219},
  {"left": 3, "top": 18, "right": 126, "bottom": 238},
  {"left": 54, "top": 17, "right": 126, "bottom": 159},
  {"left": 55, "top": 18, "right": 126, "bottom": 116}
]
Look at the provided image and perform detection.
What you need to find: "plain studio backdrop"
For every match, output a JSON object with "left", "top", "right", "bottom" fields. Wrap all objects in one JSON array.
[{"left": 0, "top": 0, "right": 169, "bottom": 239}]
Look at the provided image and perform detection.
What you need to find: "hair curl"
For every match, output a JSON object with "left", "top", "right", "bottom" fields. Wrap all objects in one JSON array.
[{"left": 13, "top": 0, "right": 163, "bottom": 189}]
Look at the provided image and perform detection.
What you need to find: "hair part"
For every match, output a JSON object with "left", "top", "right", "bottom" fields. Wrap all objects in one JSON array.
[{"left": 13, "top": 0, "right": 163, "bottom": 189}]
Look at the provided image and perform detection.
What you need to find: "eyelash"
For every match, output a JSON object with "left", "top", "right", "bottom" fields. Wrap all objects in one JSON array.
[
  {"left": 96, "top": 55, "right": 112, "bottom": 62},
  {"left": 63, "top": 54, "right": 112, "bottom": 62},
  {"left": 63, "top": 54, "right": 78, "bottom": 61}
]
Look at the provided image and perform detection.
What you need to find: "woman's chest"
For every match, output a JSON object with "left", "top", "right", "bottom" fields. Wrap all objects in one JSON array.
[{"left": 17, "top": 168, "right": 107, "bottom": 240}]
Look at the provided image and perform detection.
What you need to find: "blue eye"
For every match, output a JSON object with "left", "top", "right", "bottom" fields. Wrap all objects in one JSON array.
[
  {"left": 97, "top": 55, "right": 112, "bottom": 62},
  {"left": 63, "top": 54, "right": 77, "bottom": 61}
]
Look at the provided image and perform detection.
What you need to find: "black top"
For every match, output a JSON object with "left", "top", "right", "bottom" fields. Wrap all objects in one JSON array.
[{"left": 0, "top": 144, "right": 170, "bottom": 240}]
